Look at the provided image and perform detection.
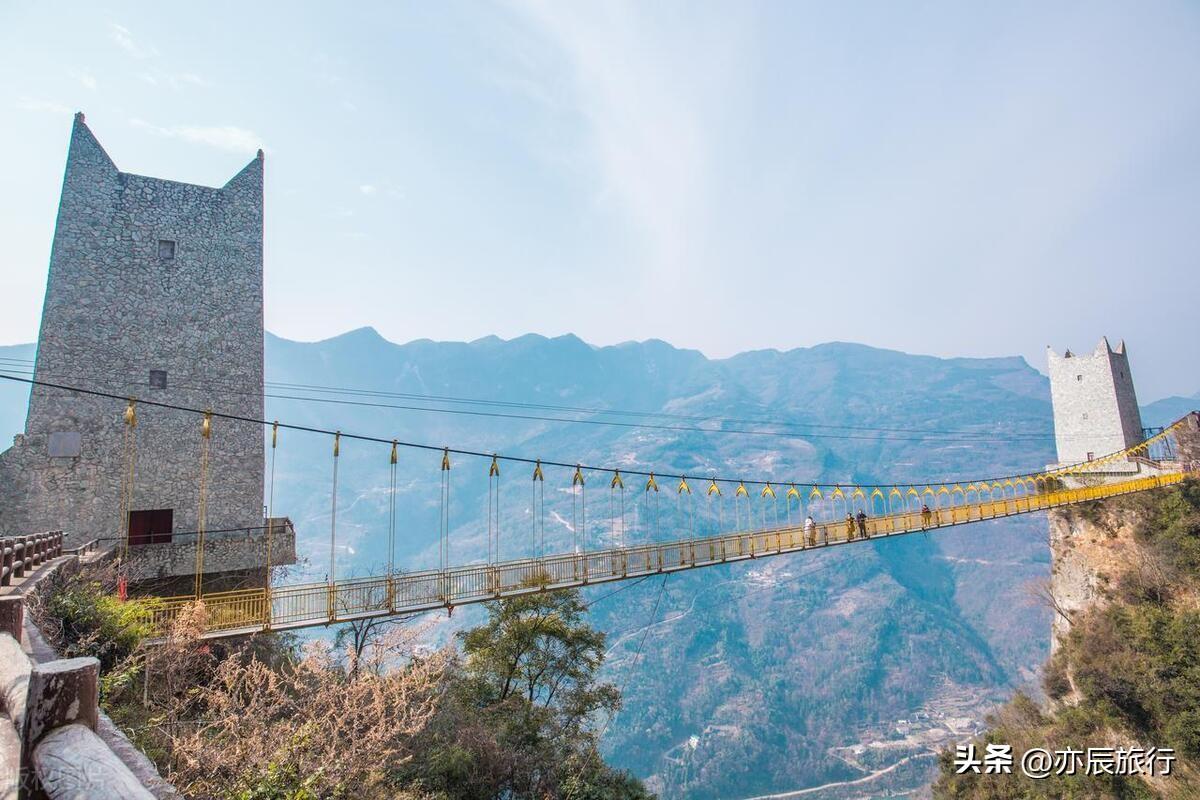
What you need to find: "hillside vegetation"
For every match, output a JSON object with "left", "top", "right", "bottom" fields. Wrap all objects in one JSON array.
[
  {"left": 30, "top": 565, "right": 650, "bottom": 799},
  {"left": 933, "top": 480, "right": 1200, "bottom": 799},
  {"left": 0, "top": 333, "right": 1065, "bottom": 797}
]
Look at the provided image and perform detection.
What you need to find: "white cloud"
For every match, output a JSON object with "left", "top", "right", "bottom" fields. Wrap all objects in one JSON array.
[
  {"left": 109, "top": 23, "right": 158, "bottom": 59},
  {"left": 140, "top": 70, "right": 211, "bottom": 90},
  {"left": 129, "top": 118, "right": 264, "bottom": 154},
  {"left": 71, "top": 70, "right": 98, "bottom": 90},
  {"left": 15, "top": 97, "right": 72, "bottom": 115},
  {"left": 359, "top": 184, "right": 377, "bottom": 195},
  {"left": 505, "top": 2, "right": 752, "bottom": 283}
]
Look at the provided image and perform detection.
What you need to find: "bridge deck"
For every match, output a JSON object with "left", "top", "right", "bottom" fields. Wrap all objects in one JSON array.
[{"left": 141, "top": 471, "right": 1185, "bottom": 641}]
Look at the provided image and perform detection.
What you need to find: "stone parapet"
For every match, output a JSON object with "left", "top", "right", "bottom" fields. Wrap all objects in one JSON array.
[{"left": 123, "top": 517, "right": 296, "bottom": 582}]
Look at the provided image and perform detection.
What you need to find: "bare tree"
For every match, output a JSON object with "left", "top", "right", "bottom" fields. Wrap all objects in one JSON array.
[
  {"left": 167, "top": 628, "right": 450, "bottom": 797},
  {"left": 1024, "top": 577, "right": 1073, "bottom": 626}
]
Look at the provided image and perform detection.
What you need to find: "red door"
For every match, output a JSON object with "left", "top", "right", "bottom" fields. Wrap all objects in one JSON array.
[{"left": 128, "top": 509, "right": 174, "bottom": 545}]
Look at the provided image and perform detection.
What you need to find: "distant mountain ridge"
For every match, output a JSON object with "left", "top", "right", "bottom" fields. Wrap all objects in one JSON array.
[{"left": 0, "top": 331, "right": 1195, "bottom": 798}]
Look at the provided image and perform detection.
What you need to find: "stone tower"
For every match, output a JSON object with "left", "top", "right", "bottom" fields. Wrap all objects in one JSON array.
[
  {"left": 0, "top": 113, "right": 273, "bottom": 566},
  {"left": 1047, "top": 337, "right": 1144, "bottom": 467}
]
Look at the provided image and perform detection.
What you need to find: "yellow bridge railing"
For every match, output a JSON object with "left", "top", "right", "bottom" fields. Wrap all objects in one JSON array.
[{"left": 140, "top": 469, "right": 1186, "bottom": 641}]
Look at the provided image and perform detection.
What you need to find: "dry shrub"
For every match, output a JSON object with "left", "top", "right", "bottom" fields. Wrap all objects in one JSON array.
[{"left": 167, "top": 624, "right": 449, "bottom": 798}]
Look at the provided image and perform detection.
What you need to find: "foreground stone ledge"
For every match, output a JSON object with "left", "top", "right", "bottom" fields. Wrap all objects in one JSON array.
[{"left": 33, "top": 724, "right": 154, "bottom": 800}]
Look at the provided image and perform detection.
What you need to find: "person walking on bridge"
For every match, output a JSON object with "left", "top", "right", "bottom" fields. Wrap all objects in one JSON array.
[
  {"left": 856, "top": 510, "right": 868, "bottom": 539},
  {"left": 921, "top": 503, "right": 933, "bottom": 529},
  {"left": 804, "top": 515, "right": 816, "bottom": 547},
  {"left": 844, "top": 514, "right": 856, "bottom": 541}
]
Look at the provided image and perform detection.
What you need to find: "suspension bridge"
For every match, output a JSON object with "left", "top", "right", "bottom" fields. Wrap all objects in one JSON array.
[
  {"left": 0, "top": 374, "right": 1193, "bottom": 641},
  {"left": 101, "top": 390, "right": 1190, "bottom": 640}
]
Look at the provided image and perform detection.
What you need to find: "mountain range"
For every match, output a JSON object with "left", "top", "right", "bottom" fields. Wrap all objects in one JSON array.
[{"left": 0, "top": 332, "right": 1195, "bottom": 798}]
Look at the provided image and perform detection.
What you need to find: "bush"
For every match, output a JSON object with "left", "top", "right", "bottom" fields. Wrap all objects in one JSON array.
[
  {"left": 933, "top": 482, "right": 1200, "bottom": 798},
  {"left": 32, "top": 569, "right": 158, "bottom": 672}
]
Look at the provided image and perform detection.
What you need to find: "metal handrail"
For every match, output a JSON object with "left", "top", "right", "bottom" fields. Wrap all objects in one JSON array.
[{"left": 140, "top": 471, "right": 1187, "bottom": 640}]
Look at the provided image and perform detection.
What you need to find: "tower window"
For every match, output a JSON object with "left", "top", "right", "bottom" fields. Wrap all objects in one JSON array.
[
  {"left": 149, "top": 369, "right": 167, "bottom": 389},
  {"left": 158, "top": 239, "right": 176, "bottom": 259}
]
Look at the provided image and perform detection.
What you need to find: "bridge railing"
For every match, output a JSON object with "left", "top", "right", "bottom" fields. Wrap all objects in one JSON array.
[
  {"left": 135, "top": 470, "right": 1186, "bottom": 639},
  {"left": 0, "top": 533, "right": 64, "bottom": 588},
  {"left": 0, "top": 596, "right": 154, "bottom": 799}
]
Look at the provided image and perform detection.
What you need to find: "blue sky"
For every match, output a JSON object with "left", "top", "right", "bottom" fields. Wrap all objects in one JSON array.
[{"left": 2, "top": 1, "right": 1198, "bottom": 401}]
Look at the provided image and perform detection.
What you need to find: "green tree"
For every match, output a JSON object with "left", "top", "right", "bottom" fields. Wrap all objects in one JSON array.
[
  {"left": 460, "top": 589, "right": 619, "bottom": 722},
  {"left": 403, "top": 587, "right": 652, "bottom": 799}
]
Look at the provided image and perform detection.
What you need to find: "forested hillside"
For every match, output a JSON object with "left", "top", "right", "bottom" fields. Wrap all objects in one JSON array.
[
  {"left": 2, "top": 332, "right": 1195, "bottom": 797},
  {"left": 934, "top": 481, "right": 1200, "bottom": 799}
]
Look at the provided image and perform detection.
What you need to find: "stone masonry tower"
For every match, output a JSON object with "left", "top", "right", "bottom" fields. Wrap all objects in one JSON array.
[
  {"left": 0, "top": 114, "right": 292, "bottom": 582},
  {"left": 1047, "top": 337, "right": 1144, "bottom": 467}
]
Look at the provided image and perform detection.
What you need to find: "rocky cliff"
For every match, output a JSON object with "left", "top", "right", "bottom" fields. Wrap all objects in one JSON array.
[{"left": 935, "top": 479, "right": 1200, "bottom": 798}]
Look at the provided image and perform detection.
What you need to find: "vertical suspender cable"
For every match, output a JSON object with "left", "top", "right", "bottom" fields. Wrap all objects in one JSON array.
[
  {"left": 389, "top": 441, "right": 398, "bottom": 580},
  {"left": 194, "top": 410, "right": 212, "bottom": 599},
  {"left": 690, "top": 484, "right": 697, "bottom": 543},
  {"left": 786, "top": 485, "right": 799, "bottom": 528},
  {"left": 330, "top": 432, "right": 340, "bottom": 587},
  {"left": 735, "top": 482, "right": 749, "bottom": 531},
  {"left": 645, "top": 473, "right": 659, "bottom": 543},
  {"left": 489, "top": 456, "right": 500, "bottom": 564},
  {"left": 264, "top": 422, "right": 278, "bottom": 615},
  {"left": 619, "top": 476, "right": 626, "bottom": 549},
  {"left": 440, "top": 448, "right": 451, "bottom": 573},
  {"left": 707, "top": 479, "right": 722, "bottom": 541},
  {"left": 532, "top": 460, "right": 544, "bottom": 558},
  {"left": 610, "top": 470, "right": 625, "bottom": 548},
  {"left": 717, "top": 481, "right": 724, "bottom": 533},
  {"left": 572, "top": 466, "right": 585, "bottom": 554},
  {"left": 678, "top": 477, "right": 692, "bottom": 562},
  {"left": 119, "top": 399, "right": 137, "bottom": 564}
]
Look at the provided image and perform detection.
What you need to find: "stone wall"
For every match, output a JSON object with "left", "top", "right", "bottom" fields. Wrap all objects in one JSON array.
[
  {"left": 1047, "top": 337, "right": 1144, "bottom": 466},
  {"left": 0, "top": 114, "right": 265, "bottom": 551},
  {"left": 1175, "top": 412, "right": 1200, "bottom": 469},
  {"left": 123, "top": 518, "right": 296, "bottom": 583}
]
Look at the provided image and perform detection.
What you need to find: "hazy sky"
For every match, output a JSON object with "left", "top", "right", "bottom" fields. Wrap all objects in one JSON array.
[{"left": 2, "top": 1, "right": 1198, "bottom": 400}]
